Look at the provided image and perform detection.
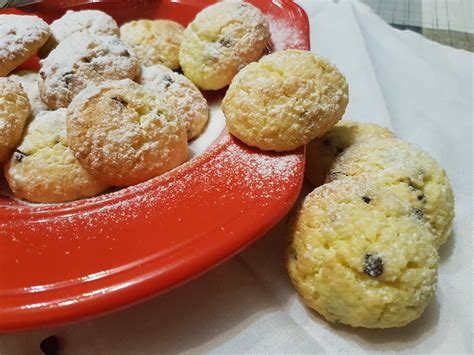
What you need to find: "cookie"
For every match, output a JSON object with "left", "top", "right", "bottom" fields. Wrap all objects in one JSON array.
[
  {"left": 4, "top": 109, "right": 108, "bottom": 203},
  {"left": 9, "top": 70, "right": 49, "bottom": 117},
  {"left": 286, "top": 179, "right": 438, "bottom": 328},
  {"left": 39, "top": 33, "right": 139, "bottom": 109},
  {"left": 306, "top": 121, "right": 395, "bottom": 186},
  {"left": 120, "top": 20, "right": 184, "bottom": 70},
  {"left": 0, "top": 78, "right": 30, "bottom": 162},
  {"left": 328, "top": 138, "right": 454, "bottom": 247},
  {"left": 39, "top": 10, "right": 120, "bottom": 58},
  {"left": 67, "top": 79, "right": 188, "bottom": 187},
  {"left": 0, "top": 15, "right": 51, "bottom": 77},
  {"left": 179, "top": 1, "right": 270, "bottom": 90},
  {"left": 222, "top": 50, "right": 349, "bottom": 151},
  {"left": 138, "top": 65, "right": 209, "bottom": 140}
]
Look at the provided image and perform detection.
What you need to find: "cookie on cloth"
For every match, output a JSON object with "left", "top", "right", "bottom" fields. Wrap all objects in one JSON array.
[
  {"left": 120, "top": 20, "right": 184, "bottom": 70},
  {"left": 306, "top": 120, "right": 394, "bottom": 187},
  {"left": 327, "top": 138, "right": 454, "bottom": 247},
  {"left": 39, "top": 9, "right": 120, "bottom": 58},
  {"left": 0, "top": 15, "right": 51, "bottom": 77},
  {"left": 286, "top": 178, "right": 438, "bottom": 328},
  {"left": 39, "top": 33, "right": 139, "bottom": 109},
  {"left": 179, "top": 1, "right": 270, "bottom": 90},
  {"left": 138, "top": 64, "right": 209, "bottom": 140},
  {"left": 9, "top": 70, "right": 49, "bottom": 117},
  {"left": 0, "top": 78, "right": 30, "bottom": 162},
  {"left": 67, "top": 79, "right": 188, "bottom": 187},
  {"left": 4, "top": 109, "right": 108, "bottom": 203},
  {"left": 222, "top": 50, "right": 349, "bottom": 151}
]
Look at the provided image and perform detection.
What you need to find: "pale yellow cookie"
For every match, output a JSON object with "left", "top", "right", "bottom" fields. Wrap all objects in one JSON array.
[
  {"left": 120, "top": 20, "right": 184, "bottom": 70},
  {"left": 286, "top": 179, "right": 438, "bottom": 328},
  {"left": 9, "top": 70, "right": 49, "bottom": 117},
  {"left": 179, "top": 1, "right": 270, "bottom": 90},
  {"left": 39, "top": 33, "right": 139, "bottom": 109},
  {"left": 0, "top": 78, "right": 30, "bottom": 162},
  {"left": 0, "top": 15, "right": 51, "bottom": 77},
  {"left": 306, "top": 121, "right": 394, "bottom": 186},
  {"left": 138, "top": 65, "right": 209, "bottom": 140},
  {"left": 328, "top": 138, "right": 454, "bottom": 247},
  {"left": 67, "top": 79, "right": 188, "bottom": 187},
  {"left": 39, "top": 9, "right": 119, "bottom": 58},
  {"left": 4, "top": 109, "right": 108, "bottom": 203},
  {"left": 222, "top": 50, "right": 349, "bottom": 151}
]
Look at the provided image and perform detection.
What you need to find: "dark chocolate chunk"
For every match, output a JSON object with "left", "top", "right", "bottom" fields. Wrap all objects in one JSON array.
[
  {"left": 61, "top": 71, "right": 74, "bottom": 86},
  {"left": 162, "top": 74, "right": 174, "bottom": 88},
  {"left": 111, "top": 96, "right": 128, "bottom": 107},
  {"left": 413, "top": 208, "right": 424, "bottom": 220},
  {"left": 362, "top": 196, "right": 372, "bottom": 204},
  {"left": 219, "top": 37, "right": 233, "bottom": 48},
  {"left": 14, "top": 149, "right": 26, "bottom": 162},
  {"left": 364, "top": 253, "right": 383, "bottom": 277},
  {"left": 81, "top": 56, "right": 92, "bottom": 63},
  {"left": 40, "top": 335, "right": 59, "bottom": 355}
]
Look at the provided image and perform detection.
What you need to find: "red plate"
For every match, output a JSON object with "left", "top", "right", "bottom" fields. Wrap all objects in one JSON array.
[{"left": 0, "top": 0, "right": 309, "bottom": 332}]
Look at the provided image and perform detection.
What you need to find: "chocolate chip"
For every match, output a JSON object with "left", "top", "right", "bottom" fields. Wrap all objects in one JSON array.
[
  {"left": 418, "top": 194, "right": 426, "bottom": 202},
  {"left": 111, "top": 96, "right": 128, "bottom": 107},
  {"left": 219, "top": 37, "right": 233, "bottom": 48},
  {"left": 40, "top": 335, "right": 59, "bottom": 355},
  {"left": 362, "top": 196, "right": 372, "bottom": 204},
  {"left": 162, "top": 74, "right": 174, "bottom": 88},
  {"left": 14, "top": 149, "right": 26, "bottom": 162},
  {"left": 364, "top": 253, "right": 383, "bottom": 277},
  {"left": 61, "top": 71, "right": 74, "bottom": 86},
  {"left": 413, "top": 208, "right": 424, "bottom": 220},
  {"left": 81, "top": 56, "right": 92, "bottom": 63},
  {"left": 39, "top": 71, "right": 46, "bottom": 80}
]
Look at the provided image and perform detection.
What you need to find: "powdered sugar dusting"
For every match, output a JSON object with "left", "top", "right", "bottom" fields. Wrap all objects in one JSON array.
[{"left": 268, "top": 17, "right": 305, "bottom": 51}]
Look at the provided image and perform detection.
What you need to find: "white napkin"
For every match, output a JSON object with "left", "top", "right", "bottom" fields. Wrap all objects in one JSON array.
[{"left": 1, "top": 1, "right": 472, "bottom": 353}]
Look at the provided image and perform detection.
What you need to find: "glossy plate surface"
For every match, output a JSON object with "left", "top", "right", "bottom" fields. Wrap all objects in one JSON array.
[{"left": 0, "top": 0, "right": 309, "bottom": 332}]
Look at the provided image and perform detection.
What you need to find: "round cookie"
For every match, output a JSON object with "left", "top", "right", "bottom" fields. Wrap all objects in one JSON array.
[
  {"left": 0, "top": 15, "right": 51, "bottom": 77},
  {"left": 306, "top": 121, "right": 394, "bottom": 187},
  {"left": 4, "top": 109, "right": 108, "bottom": 203},
  {"left": 0, "top": 78, "right": 30, "bottom": 162},
  {"left": 39, "top": 32, "right": 139, "bottom": 109},
  {"left": 120, "top": 20, "right": 184, "bottom": 70},
  {"left": 138, "top": 64, "right": 209, "bottom": 140},
  {"left": 327, "top": 138, "right": 454, "bottom": 247},
  {"left": 286, "top": 179, "right": 439, "bottom": 328},
  {"left": 222, "top": 50, "right": 349, "bottom": 151},
  {"left": 179, "top": 1, "right": 270, "bottom": 90},
  {"left": 39, "top": 10, "right": 119, "bottom": 58},
  {"left": 67, "top": 79, "right": 188, "bottom": 187},
  {"left": 9, "top": 70, "right": 49, "bottom": 116}
]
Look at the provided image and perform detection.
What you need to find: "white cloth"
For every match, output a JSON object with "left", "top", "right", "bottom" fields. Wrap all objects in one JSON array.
[{"left": 1, "top": 1, "right": 472, "bottom": 353}]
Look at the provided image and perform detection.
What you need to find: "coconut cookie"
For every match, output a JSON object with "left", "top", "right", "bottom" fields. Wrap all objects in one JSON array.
[
  {"left": 120, "top": 20, "right": 184, "bottom": 70},
  {"left": 179, "top": 1, "right": 270, "bottom": 90},
  {"left": 306, "top": 121, "right": 394, "bottom": 187},
  {"left": 39, "top": 10, "right": 120, "bottom": 58},
  {"left": 39, "top": 33, "right": 139, "bottom": 109},
  {"left": 328, "top": 138, "right": 454, "bottom": 247},
  {"left": 139, "top": 65, "right": 209, "bottom": 140},
  {"left": 0, "top": 15, "right": 51, "bottom": 77},
  {"left": 0, "top": 78, "right": 30, "bottom": 162},
  {"left": 286, "top": 179, "right": 439, "bottom": 328},
  {"left": 4, "top": 109, "right": 108, "bottom": 203},
  {"left": 9, "top": 70, "right": 49, "bottom": 116},
  {"left": 67, "top": 79, "right": 188, "bottom": 187},
  {"left": 222, "top": 50, "right": 349, "bottom": 151}
]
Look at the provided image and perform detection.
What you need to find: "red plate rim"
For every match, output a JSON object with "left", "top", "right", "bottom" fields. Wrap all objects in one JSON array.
[{"left": 0, "top": 0, "right": 310, "bottom": 333}]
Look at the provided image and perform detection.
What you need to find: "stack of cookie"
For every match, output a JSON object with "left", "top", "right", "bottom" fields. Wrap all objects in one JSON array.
[{"left": 286, "top": 120, "right": 455, "bottom": 328}]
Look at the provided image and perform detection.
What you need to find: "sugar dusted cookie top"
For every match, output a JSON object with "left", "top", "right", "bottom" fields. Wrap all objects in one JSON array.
[
  {"left": 0, "top": 78, "right": 30, "bottom": 162},
  {"left": 4, "top": 109, "right": 108, "bottom": 203},
  {"left": 9, "top": 70, "right": 49, "bottom": 117},
  {"left": 328, "top": 138, "right": 455, "bottom": 247},
  {"left": 286, "top": 178, "right": 438, "bottom": 328},
  {"left": 39, "top": 33, "right": 139, "bottom": 109},
  {"left": 0, "top": 15, "right": 51, "bottom": 76},
  {"left": 179, "top": 1, "right": 270, "bottom": 90},
  {"left": 306, "top": 120, "right": 395, "bottom": 186},
  {"left": 40, "top": 10, "right": 119, "bottom": 57},
  {"left": 223, "top": 50, "right": 349, "bottom": 151},
  {"left": 67, "top": 79, "right": 188, "bottom": 187},
  {"left": 139, "top": 64, "right": 209, "bottom": 140},
  {"left": 120, "top": 20, "right": 184, "bottom": 70}
]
